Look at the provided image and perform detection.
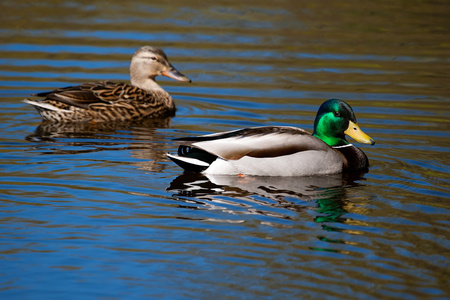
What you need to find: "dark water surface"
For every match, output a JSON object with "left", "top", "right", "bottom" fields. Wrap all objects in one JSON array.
[{"left": 1, "top": 1, "right": 449, "bottom": 299}]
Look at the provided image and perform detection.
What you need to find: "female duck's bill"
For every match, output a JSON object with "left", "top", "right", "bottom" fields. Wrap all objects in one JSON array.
[
  {"left": 167, "top": 99, "right": 375, "bottom": 177},
  {"left": 23, "top": 46, "right": 191, "bottom": 123}
]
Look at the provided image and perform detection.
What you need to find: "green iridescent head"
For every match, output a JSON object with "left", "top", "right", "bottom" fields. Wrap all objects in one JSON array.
[{"left": 312, "top": 99, "right": 375, "bottom": 147}]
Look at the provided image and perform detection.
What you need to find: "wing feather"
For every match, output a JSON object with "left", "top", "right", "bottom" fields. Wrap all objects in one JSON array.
[
  {"left": 175, "top": 126, "right": 331, "bottom": 160},
  {"left": 34, "top": 81, "right": 150, "bottom": 109}
]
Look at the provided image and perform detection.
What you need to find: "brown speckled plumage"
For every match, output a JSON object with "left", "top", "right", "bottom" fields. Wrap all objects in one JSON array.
[
  {"left": 24, "top": 46, "right": 190, "bottom": 123},
  {"left": 35, "top": 81, "right": 175, "bottom": 122}
]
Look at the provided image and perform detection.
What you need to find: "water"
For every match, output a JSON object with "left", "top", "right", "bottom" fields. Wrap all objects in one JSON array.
[{"left": 1, "top": 0, "right": 449, "bottom": 299}]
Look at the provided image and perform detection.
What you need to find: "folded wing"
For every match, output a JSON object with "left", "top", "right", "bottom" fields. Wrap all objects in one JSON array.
[
  {"left": 34, "top": 81, "right": 147, "bottom": 109},
  {"left": 175, "top": 126, "right": 331, "bottom": 160}
]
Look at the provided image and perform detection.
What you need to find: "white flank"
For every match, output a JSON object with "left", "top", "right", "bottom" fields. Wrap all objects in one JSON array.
[
  {"left": 204, "top": 150, "right": 343, "bottom": 176},
  {"left": 191, "top": 131, "right": 328, "bottom": 160}
]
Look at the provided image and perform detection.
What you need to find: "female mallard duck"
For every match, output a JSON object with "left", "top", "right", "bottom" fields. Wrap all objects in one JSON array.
[
  {"left": 167, "top": 99, "right": 375, "bottom": 176},
  {"left": 23, "top": 46, "right": 191, "bottom": 123}
]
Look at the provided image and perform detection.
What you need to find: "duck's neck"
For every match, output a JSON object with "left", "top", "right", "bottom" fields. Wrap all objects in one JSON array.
[
  {"left": 131, "top": 76, "right": 165, "bottom": 92},
  {"left": 313, "top": 131, "right": 348, "bottom": 147},
  {"left": 313, "top": 133, "right": 349, "bottom": 147}
]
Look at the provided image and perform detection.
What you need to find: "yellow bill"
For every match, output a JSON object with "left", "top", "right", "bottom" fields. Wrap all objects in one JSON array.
[{"left": 344, "top": 121, "right": 375, "bottom": 145}]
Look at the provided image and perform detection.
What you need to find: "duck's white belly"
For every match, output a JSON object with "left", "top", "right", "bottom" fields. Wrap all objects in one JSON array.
[{"left": 204, "top": 150, "right": 343, "bottom": 176}]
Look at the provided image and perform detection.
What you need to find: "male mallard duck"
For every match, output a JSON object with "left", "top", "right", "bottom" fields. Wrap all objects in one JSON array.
[
  {"left": 23, "top": 46, "right": 191, "bottom": 122},
  {"left": 167, "top": 99, "right": 375, "bottom": 176}
]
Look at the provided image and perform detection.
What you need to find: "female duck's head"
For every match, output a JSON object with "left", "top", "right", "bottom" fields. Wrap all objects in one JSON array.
[
  {"left": 313, "top": 99, "right": 375, "bottom": 147},
  {"left": 130, "top": 46, "right": 191, "bottom": 90}
]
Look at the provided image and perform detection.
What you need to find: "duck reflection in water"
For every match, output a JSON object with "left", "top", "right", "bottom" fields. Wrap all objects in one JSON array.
[
  {"left": 168, "top": 171, "right": 369, "bottom": 253},
  {"left": 26, "top": 117, "right": 173, "bottom": 141},
  {"left": 168, "top": 171, "right": 367, "bottom": 223},
  {"left": 25, "top": 118, "right": 174, "bottom": 173}
]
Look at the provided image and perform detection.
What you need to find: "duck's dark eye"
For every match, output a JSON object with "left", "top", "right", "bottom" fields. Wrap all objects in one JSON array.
[
  {"left": 333, "top": 111, "right": 340, "bottom": 117},
  {"left": 143, "top": 56, "right": 158, "bottom": 61}
]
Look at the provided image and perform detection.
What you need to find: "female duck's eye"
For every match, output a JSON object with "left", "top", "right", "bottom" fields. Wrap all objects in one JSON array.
[
  {"left": 151, "top": 56, "right": 157, "bottom": 61},
  {"left": 333, "top": 111, "right": 340, "bottom": 117}
]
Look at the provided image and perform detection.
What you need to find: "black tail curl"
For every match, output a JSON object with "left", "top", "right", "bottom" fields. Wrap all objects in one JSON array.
[{"left": 177, "top": 146, "right": 218, "bottom": 165}]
